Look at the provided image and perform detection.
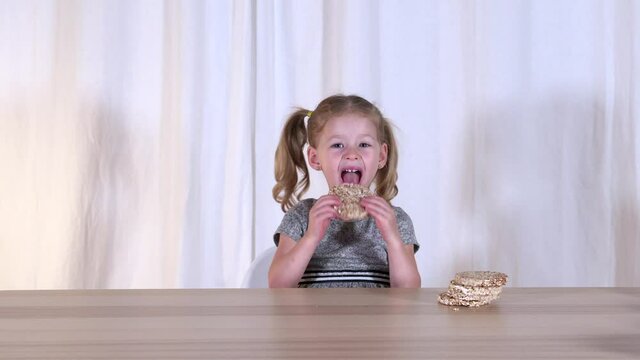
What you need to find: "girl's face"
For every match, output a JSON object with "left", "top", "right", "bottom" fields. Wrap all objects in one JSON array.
[{"left": 308, "top": 113, "right": 388, "bottom": 189}]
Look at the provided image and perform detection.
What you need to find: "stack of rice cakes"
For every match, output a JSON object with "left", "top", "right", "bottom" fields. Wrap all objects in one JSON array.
[{"left": 438, "top": 271, "right": 508, "bottom": 307}]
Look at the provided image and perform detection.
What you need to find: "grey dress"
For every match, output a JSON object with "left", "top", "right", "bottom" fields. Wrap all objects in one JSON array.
[{"left": 274, "top": 199, "right": 419, "bottom": 288}]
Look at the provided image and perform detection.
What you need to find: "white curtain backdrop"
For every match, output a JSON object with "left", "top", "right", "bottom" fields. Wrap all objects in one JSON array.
[{"left": 0, "top": 0, "right": 638, "bottom": 289}]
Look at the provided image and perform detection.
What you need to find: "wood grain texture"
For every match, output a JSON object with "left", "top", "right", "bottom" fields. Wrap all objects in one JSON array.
[{"left": 0, "top": 288, "right": 638, "bottom": 359}]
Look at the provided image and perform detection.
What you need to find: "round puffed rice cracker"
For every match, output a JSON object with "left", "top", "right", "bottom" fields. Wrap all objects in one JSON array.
[
  {"left": 453, "top": 271, "right": 508, "bottom": 287},
  {"left": 329, "top": 184, "right": 372, "bottom": 221},
  {"left": 448, "top": 281, "right": 504, "bottom": 297},
  {"left": 437, "top": 292, "right": 493, "bottom": 308}
]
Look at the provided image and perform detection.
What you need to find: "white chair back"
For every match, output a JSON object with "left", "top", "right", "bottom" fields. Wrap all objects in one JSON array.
[{"left": 241, "top": 246, "right": 277, "bottom": 288}]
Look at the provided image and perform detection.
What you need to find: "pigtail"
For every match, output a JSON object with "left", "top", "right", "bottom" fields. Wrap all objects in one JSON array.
[
  {"left": 375, "top": 119, "right": 399, "bottom": 202},
  {"left": 273, "top": 108, "right": 312, "bottom": 212}
]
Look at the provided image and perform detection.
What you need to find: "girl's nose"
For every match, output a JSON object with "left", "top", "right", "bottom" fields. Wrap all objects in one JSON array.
[{"left": 344, "top": 148, "right": 360, "bottom": 160}]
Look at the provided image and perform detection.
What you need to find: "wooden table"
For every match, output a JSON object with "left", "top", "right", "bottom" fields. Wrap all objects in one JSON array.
[{"left": 0, "top": 288, "right": 638, "bottom": 359}]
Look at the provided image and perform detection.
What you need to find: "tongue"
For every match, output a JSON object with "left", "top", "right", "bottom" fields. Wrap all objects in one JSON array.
[{"left": 342, "top": 172, "right": 360, "bottom": 184}]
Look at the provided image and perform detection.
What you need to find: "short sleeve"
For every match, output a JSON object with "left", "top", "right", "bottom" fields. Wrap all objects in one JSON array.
[
  {"left": 394, "top": 207, "right": 420, "bottom": 253},
  {"left": 273, "top": 199, "right": 313, "bottom": 246}
]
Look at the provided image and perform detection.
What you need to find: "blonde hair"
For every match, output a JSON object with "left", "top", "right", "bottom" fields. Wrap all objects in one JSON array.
[{"left": 273, "top": 94, "right": 399, "bottom": 212}]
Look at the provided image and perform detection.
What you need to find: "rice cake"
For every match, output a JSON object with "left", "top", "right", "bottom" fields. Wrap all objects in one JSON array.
[
  {"left": 437, "top": 292, "right": 493, "bottom": 307},
  {"left": 453, "top": 271, "right": 508, "bottom": 287},
  {"left": 329, "top": 184, "right": 371, "bottom": 221},
  {"left": 448, "top": 281, "right": 503, "bottom": 297}
]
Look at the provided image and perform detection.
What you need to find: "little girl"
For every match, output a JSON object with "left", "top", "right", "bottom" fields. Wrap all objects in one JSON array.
[{"left": 269, "top": 94, "right": 421, "bottom": 288}]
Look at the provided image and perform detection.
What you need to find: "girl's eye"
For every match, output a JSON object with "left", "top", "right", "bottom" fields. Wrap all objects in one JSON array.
[
  {"left": 331, "top": 143, "right": 344, "bottom": 149},
  {"left": 359, "top": 143, "right": 371, "bottom": 148}
]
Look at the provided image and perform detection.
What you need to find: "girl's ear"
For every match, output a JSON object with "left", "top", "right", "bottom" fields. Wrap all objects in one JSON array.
[
  {"left": 308, "top": 147, "right": 322, "bottom": 170},
  {"left": 378, "top": 143, "right": 388, "bottom": 168}
]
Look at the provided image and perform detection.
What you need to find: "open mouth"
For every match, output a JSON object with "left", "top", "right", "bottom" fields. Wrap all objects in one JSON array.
[{"left": 341, "top": 169, "right": 361, "bottom": 184}]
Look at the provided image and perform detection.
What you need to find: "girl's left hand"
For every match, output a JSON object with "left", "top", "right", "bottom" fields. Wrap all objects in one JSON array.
[{"left": 360, "top": 196, "right": 401, "bottom": 245}]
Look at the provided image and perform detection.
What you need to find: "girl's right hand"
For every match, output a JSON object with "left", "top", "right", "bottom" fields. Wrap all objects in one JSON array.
[{"left": 306, "top": 194, "right": 340, "bottom": 242}]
